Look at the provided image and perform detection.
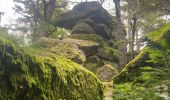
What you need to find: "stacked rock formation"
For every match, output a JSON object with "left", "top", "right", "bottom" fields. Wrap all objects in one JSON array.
[
  {"left": 55, "top": 1, "right": 118, "bottom": 76},
  {"left": 34, "top": 1, "right": 118, "bottom": 81},
  {"left": 56, "top": 1, "right": 113, "bottom": 40}
]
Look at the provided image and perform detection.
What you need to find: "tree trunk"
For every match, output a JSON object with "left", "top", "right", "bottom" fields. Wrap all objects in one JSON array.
[
  {"left": 136, "top": 28, "right": 140, "bottom": 52},
  {"left": 46, "top": 0, "right": 56, "bottom": 22},
  {"left": 42, "top": 0, "right": 47, "bottom": 21},
  {"left": 131, "top": 16, "right": 137, "bottom": 58},
  {"left": 113, "top": 0, "right": 127, "bottom": 67}
]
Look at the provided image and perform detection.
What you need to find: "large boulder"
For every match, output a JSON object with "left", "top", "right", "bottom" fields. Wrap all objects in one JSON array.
[
  {"left": 63, "top": 38, "right": 100, "bottom": 57},
  {"left": 33, "top": 35, "right": 118, "bottom": 74},
  {"left": 56, "top": 1, "right": 112, "bottom": 29},
  {"left": 72, "top": 18, "right": 111, "bottom": 39},
  {"left": 28, "top": 37, "right": 86, "bottom": 64},
  {"left": 72, "top": 22, "right": 97, "bottom": 34},
  {"left": 66, "top": 34, "right": 118, "bottom": 73},
  {"left": 97, "top": 64, "right": 117, "bottom": 81},
  {"left": 0, "top": 37, "right": 104, "bottom": 100}
]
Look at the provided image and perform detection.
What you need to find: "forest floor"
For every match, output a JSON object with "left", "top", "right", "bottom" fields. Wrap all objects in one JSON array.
[{"left": 103, "top": 81, "right": 113, "bottom": 100}]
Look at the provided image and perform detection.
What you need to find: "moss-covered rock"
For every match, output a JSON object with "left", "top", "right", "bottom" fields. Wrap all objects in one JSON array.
[
  {"left": 67, "top": 34, "right": 118, "bottom": 72},
  {"left": 97, "top": 64, "right": 117, "bottom": 82},
  {"left": 67, "top": 34, "right": 109, "bottom": 47},
  {"left": 26, "top": 37, "right": 86, "bottom": 64},
  {"left": 63, "top": 38, "right": 100, "bottom": 57},
  {"left": 72, "top": 22, "right": 97, "bottom": 34},
  {"left": 84, "top": 55, "right": 103, "bottom": 73},
  {"left": 112, "top": 23, "right": 170, "bottom": 100},
  {"left": 0, "top": 37, "right": 104, "bottom": 100},
  {"left": 113, "top": 47, "right": 150, "bottom": 83},
  {"left": 97, "top": 47, "right": 119, "bottom": 63},
  {"left": 68, "top": 34, "right": 118, "bottom": 61}
]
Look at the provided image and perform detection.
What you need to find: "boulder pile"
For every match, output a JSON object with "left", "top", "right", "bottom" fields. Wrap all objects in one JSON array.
[
  {"left": 39, "top": 2, "right": 118, "bottom": 78},
  {"left": 56, "top": 1, "right": 113, "bottom": 40}
]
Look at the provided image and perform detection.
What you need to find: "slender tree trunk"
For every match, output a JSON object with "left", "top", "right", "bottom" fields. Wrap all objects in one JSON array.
[
  {"left": 136, "top": 28, "right": 140, "bottom": 52},
  {"left": 43, "top": 0, "right": 47, "bottom": 21},
  {"left": 131, "top": 17, "right": 137, "bottom": 58},
  {"left": 113, "top": 0, "right": 127, "bottom": 67},
  {"left": 127, "top": 16, "right": 133, "bottom": 61}
]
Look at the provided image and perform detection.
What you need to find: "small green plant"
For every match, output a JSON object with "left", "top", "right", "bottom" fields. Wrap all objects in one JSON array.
[{"left": 49, "top": 27, "right": 67, "bottom": 39}]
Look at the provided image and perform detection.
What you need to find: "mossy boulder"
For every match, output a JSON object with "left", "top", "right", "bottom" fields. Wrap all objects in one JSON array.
[
  {"left": 97, "top": 47, "right": 119, "bottom": 62},
  {"left": 72, "top": 18, "right": 112, "bottom": 39},
  {"left": 112, "top": 23, "right": 170, "bottom": 100},
  {"left": 63, "top": 38, "right": 100, "bottom": 57},
  {"left": 97, "top": 64, "right": 117, "bottom": 81},
  {"left": 0, "top": 37, "right": 104, "bottom": 100},
  {"left": 68, "top": 34, "right": 109, "bottom": 47},
  {"left": 114, "top": 23, "right": 170, "bottom": 83},
  {"left": 67, "top": 34, "right": 118, "bottom": 72},
  {"left": 72, "top": 22, "right": 97, "bottom": 34},
  {"left": 27, "top": 37, "right": 86, "bottom": 64},
  {"left": 84, "top": 56, "right": 103, "bottom": 73},
  {"left": 66, "top": 35, "right": 116, "bottom": 59},
  {"left": 113, "top": 47, "right": 150, "bottom": 83}
]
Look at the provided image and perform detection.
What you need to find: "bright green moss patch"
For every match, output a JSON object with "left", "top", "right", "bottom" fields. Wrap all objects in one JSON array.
[
  {"left": 147, "top": 23, "right": 170, "bottom": 45},
  {"left": 113, "top": 47, "right": 150, "bottom": 83},
  {"left": 0, "top": 37, "right": 104, "bottom": 100}
]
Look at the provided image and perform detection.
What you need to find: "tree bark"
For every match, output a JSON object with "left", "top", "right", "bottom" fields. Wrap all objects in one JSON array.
[
  {"left": 113, "top": 0, "right": 127, "bottom": 67},
  {"left": 42, "top": 0, "right": 47, "bottom": 21},
  {"left": 131, "top": 17, "right": 137, "bottom": 58},
  {"left": 46, "top": 0, "right": 56, "bottom": 22}
]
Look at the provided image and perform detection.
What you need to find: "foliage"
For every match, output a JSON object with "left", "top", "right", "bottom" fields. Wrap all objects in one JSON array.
[
  {"left": 113, "top": 66, "right": 170, "bottom": 100},
  {"left": 13, "top": 0, "right": 65, "bottom": 39},
  {"left": 48, "top": 27, "right": 67, "bottom": 39},
  {"left": 146, "top": 23, "right": 170, "bottom": 67},
  {"left": 0, "top": 27, "right": 25, "bottom": 46}
]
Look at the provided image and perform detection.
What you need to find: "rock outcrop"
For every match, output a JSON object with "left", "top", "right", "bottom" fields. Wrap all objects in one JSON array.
[
  {"left": 56, "top": 1, "right": 113, "bottom": 40},
  {"left": 54, "top": 2, "right": 118, "bottom": 76}
]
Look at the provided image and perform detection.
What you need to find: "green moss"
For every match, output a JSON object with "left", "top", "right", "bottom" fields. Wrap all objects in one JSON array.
[
  {"left": 147, "top": 23, "right": 170, "bottom": 45},
  {"left": 0, "top": 37, "right": 104, "bottom": 100},
  {"left": 24, "top": 37, "right": 86, "bottom": 64},
  {"left": 113, "top": 47, "right": 150, "bottom": 83},
  {"left": 68, "top": 34, "right": 109, "bottom": 47},
  {"left": 112, "top": 23, "right": 170, "bottom": 99},
  {"left": 102, "top": 47, "right": 119, "bottom": 62}
]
